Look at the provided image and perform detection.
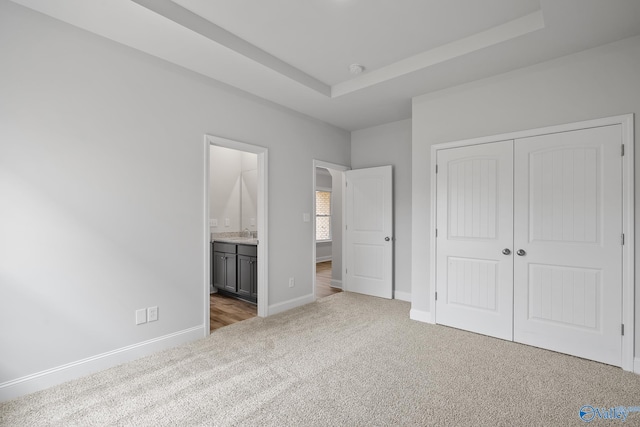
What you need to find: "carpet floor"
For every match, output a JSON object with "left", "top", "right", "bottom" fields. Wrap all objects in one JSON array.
[{"left": 1, "top": 292, "right": 640, "bottom": 426}]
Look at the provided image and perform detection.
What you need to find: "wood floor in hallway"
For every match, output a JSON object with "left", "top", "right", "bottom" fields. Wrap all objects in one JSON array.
[{"left": 316, "top": 261, "right": 342, "bottom": 299}]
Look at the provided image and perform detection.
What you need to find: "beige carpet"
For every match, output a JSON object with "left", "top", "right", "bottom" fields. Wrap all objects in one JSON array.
[{"left": 2, "top": 292, "right": 640, "bottom": 426}]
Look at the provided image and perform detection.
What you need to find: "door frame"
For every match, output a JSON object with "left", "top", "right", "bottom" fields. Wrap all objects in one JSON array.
[
  {"left": 204, "top": 135, "right": 269, "bottom": 334},
  {"left": 312, "top": 160, "right": 350, "bottom": 298},
  {"left": 429, "top": 114, "right": 634, "bottom": 371}
]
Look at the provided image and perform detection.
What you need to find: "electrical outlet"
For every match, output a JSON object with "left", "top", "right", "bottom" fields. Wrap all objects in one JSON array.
[
  {"left": 225, "top": 218, "right": 230, "bottom": 227},
  {"left": 135, "top": 308, "right": 147, "bottom": 325},
  {"left": 148, "top": 306, "right": 158, "bottom": 322},
  {"left": 289, "top": 277, "right": 295, "bottom": 288}
]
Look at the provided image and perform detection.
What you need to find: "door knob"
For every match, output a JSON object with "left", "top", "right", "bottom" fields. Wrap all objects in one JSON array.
[
  {"left": 385, "top": 237, "right": 391, "bottom": 241},
  {"left": 502, "top": 248, "right": 511, "bottom": 255},
  {"left": 516, "top": 249, "right": 526, "bottom": 256}
]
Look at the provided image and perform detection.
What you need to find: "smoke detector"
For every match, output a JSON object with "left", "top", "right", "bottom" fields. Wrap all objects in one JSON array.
[{"left": 349, "top": 64, "right": 365, "bottom": 75}]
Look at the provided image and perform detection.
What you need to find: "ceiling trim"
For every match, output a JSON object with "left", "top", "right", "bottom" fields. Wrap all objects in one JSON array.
[
  {"left": 132, "top": 1, "right": 544, "bottom": 100},
  {"left": 332, "top": 10, "right": 545, "bottom": 98},
  {"left": 131, "top": 0, "right": 332, "bottom": 97}
]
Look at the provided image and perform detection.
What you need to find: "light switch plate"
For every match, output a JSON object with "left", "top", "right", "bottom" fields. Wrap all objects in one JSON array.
[
  {"left": 210, "top": 218, "right": 218, "bottom": 227},
  {"left": 135, "top": 308, "right": 147, "bottom": 325},
  {"left": 225, "top": 218, "right": 230, "bottom": 227},
  {"left": 303, "top": 213, "right": 310, "bottom": 222}
]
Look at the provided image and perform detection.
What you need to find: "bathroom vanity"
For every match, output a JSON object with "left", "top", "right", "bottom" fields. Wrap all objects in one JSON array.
[{"left": 212, "top": 239, "right": 257, "bottom": 304}]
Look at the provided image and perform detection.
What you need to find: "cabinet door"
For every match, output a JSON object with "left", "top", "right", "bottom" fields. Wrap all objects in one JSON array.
[
  {"left": 212, "top": 251, "right": 227, "bottom": 290},
  {"left": 237, "top": 255, "right": 252, "bottom": 297},
  {"left": 250, "top": 257, "right": 258, "bottom": 299},
  {"left": 223, "top": 253, "right": 237, "bottom": 292}
]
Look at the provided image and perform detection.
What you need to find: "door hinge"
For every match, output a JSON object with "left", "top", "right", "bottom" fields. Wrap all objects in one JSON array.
[
  {"left": 622, "top": 324, "right": 625, "bottom": 336},
  {"left": 435, "top": 228, "right": 438, "bottom": 237},
  {"left": 435, "top": 165, "right": 438, "bottom": 174},
  {"left": 621, "top": 233, "right": 625, "bottom": 245},
  {"left": 435, "top": 291, "right": 438, "bottom": 301},
  {"left": 622, "top": 144, "right": 625, "bottom": 156}
]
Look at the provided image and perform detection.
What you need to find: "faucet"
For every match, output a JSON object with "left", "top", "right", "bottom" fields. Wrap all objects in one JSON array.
[{"left": 243, "top": 228, "right": 251, "bottom": 238}]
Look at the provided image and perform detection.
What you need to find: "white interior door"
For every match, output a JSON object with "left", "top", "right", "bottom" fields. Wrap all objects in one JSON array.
[
  {"left": 345, "top": 166, "right": 393, "bottom": 299},
  {"left": 513, "top": 125, "right": 623, "bottom": 366},
  {"left": 435, "top": 141, "right": 514, "bottom": 340}
]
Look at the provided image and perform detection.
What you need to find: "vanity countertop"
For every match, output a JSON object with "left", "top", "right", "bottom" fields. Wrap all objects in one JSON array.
[{"left": 212, "top": 237, "right": 258, "bottom": 246}]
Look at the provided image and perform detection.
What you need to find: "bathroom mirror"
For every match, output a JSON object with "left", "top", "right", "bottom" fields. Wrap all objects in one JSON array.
[{"left": 209, "top": 146, "right": 257, "bottom": 234}]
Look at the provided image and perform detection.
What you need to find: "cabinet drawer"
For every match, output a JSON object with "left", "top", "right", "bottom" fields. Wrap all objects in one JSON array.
[
  {"left": 237, "top": 244, "right": 257, "bottom": 257},
  {"left": 213, "top": 242, "right": 237, "bottom": 253}
]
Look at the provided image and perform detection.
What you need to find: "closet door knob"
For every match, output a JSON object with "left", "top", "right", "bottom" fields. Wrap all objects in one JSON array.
[
  {"left": 502, "top": 248, "right": 511, "bottom": 255},
  {"left": 385, "top": 237, "right": 391, "bottom": 241},
  {"left": 516, "top": 249, "right": 526, "bottom": 256}
]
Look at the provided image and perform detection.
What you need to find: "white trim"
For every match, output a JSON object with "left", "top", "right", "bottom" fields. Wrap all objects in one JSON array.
[
  {"left": 410, "top": 309, "right": 432, "bottom": 323},
  {"left": 312, "top": 160, "right": 350, "bottom": 300},
  {"left": 0, "top": 326, "right": 204, "bottom": 402},
  {"left": 268, "top": 294, "right": 316, "bottom": 316},
  {"left": 429, "top": 114, "right": 635, "bottom": 372},
  {"left": 203, "top": 140, "right": 211, "bottom": 335},
  {"left": 634, "top": 358, "right": 640, "bottom": 375},
  {"left": 316, "top": 256, "right": 332, "bottom": 263},
  {"left": 429, "top": 137, "right": 438, "bottom": 324},
  {"left": 620, "top": 115, "right": 635, "bottom": 373},
  {"left": 394, "top": 291, "right": 412, "bottom": 302},
  {"left": 330, "top": 279, "right": 342, "bottom": 289},
  {"left": 431, "top": 114, "right": 633, "bottom": 151},
  {"left": 206, "top": 135, "right": 269, "bottom": 319}
]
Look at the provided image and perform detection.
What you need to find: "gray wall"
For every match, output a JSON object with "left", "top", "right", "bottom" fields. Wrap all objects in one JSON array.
[
  {"left": 411, "top": 35, "right": 640, "bottom": 356},
  {"left": 0, "top": 1, "right": 349, "bottom": 398},
  {"left": 351, "top": 119, "right": 412, "bottom": 300}
]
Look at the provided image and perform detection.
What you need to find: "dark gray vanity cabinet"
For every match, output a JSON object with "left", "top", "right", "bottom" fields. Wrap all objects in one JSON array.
[
  {"left": 212, "top": 242, "right": 257, "bottom": 303},
  {"left": 237, "top": 245, "right": 257, "bottom": 302},
  {"left": 212, "top": 242, "right": 237, "bottom": 293}
]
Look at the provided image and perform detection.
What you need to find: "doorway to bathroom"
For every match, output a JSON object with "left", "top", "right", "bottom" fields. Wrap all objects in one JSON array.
[{"left": 205, "top": 135, "right": 268, "bottom": 333}]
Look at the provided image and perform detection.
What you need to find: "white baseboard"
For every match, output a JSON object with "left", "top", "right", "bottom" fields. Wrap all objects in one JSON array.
[
  {"left": 394, "top": 291, "right": 411, "bottom": 302},
  {"left": 330, "top": 279, "right": 342, "bottom": 289},
  {"left": 0, "top": 325, "right": 204, "bottom": 402},
  {"left": 316, "top": 256, "right": 332, "bottom": 263},
  {"left": 634, "top": 357, "right": 640, "bottom": 375},
  {"left": 410, "top": 308, "right": 432, "bottom": 324},
  {"left": 268, "top": 293, "right": 315, "bottom": 316}
]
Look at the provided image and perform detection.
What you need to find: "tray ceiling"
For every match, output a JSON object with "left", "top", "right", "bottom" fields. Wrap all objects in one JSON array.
[{"left": 9, "top": 0, "right": 640, "bottom": 130}]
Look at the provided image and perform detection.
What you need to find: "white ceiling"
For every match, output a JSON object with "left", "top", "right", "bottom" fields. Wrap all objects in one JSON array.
[{"left": 10, "top": 0, "right": 640, "bottom": 131}]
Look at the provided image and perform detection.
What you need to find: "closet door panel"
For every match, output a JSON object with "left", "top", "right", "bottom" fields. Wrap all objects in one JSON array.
[
  {"left": 513, "top": 125, "right": 622, "bottom": 366},
  {"left": 435, "top": 141, "right": 514, "bottom": 340}
]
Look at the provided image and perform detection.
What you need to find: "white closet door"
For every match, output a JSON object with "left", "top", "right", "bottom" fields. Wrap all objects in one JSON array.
[
  {"left": 513, "top": 125, "right": 623, "bottom": 366},
  {"left": 436, "top": 141, "right": 514, "bottom": 340}
]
